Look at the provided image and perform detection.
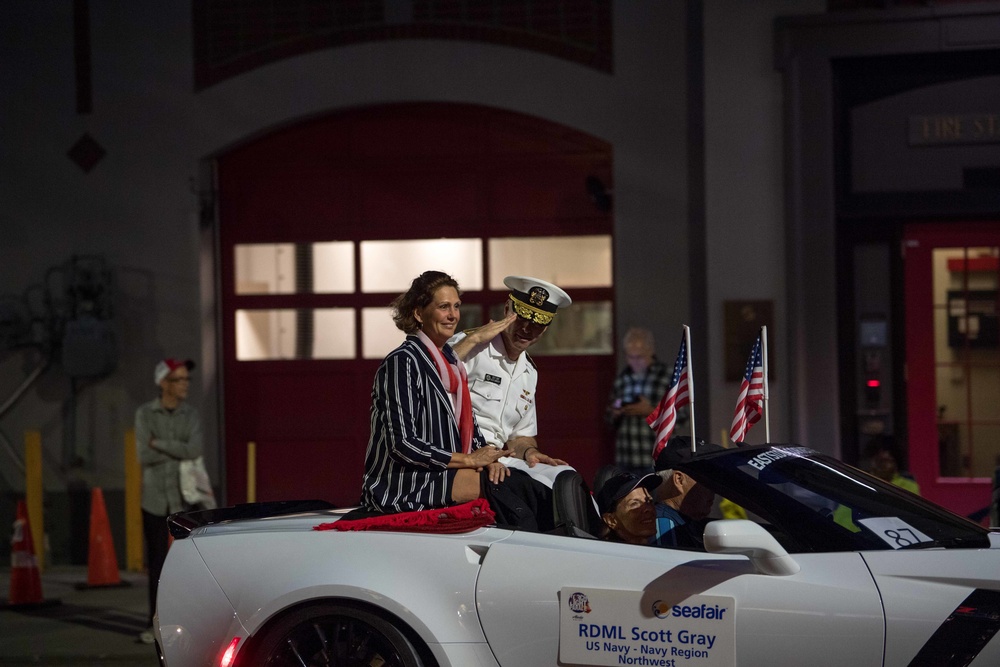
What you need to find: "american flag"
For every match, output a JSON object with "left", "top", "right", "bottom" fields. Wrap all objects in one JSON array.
[
  {"left": 729, "top": 335, "right": 764, "bottom": 444},
  {"left": 647, "top": 334, "right": 690, "bottom": 460}
]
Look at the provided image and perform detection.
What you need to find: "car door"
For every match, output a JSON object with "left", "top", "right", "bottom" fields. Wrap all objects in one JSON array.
[
  {"left": 862, "top": 549, "right": 1000, "bottom": 666},
  {"left": 476, "top": 532, "right": 885, "bottom": 667}
]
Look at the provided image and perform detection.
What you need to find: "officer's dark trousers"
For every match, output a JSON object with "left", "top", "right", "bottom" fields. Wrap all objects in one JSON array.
[{"left": 481, "top": 468, "right": 555, "bottom": 532}]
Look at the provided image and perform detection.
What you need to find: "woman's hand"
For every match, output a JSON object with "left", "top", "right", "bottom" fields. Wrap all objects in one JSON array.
[
  {"left": 452, "top": 445, "right": 509, "bottom": 470},
  {"left": 450, "top": 448, "right": 510, "bottom": 500}
]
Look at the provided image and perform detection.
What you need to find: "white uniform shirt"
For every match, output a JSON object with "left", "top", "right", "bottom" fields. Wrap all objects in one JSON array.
[
  {"left": 451, "top": 331, "right": 577, "bottom": 489},
  {"left": 450, "top": 331, "right": 537, "bottom": 447}
]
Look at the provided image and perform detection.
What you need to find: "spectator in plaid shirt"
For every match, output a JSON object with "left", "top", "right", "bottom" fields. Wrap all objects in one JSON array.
[{"left": 606, "top": 328, "right": 685, "bottom": 476}]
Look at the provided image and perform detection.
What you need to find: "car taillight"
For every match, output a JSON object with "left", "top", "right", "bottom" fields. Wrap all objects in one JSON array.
[{"left": 220, "top": 637, "right": 240, "bottom": 667}]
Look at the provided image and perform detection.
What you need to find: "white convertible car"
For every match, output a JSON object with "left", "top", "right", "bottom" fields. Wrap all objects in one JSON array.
[{"left": 155, "top": 444, "right": 1000, "bottom": 667}]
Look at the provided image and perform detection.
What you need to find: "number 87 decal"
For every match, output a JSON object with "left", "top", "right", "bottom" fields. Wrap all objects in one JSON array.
[{"left": 858, "top": 517, "right": 933, "bottom": 548}]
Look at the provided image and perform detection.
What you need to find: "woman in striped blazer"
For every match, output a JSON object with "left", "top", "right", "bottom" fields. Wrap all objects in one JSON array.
[{"left": 362, "top": 270, "right": 512, "bottom": 514}]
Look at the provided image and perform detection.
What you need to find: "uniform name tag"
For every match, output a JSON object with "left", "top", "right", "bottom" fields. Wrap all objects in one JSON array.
[{"left": 484, "top": 374, "right": 502, "bottom": 385}]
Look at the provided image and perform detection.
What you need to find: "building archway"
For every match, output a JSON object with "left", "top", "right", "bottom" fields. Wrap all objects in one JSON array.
[{"left": 217, "top": 103, "right": 615, "bottom": 505}]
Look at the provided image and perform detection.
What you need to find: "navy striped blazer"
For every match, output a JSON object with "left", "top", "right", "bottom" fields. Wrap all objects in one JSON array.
[{"left": 362, "top": 336, "right": 487, "bottom": 513}]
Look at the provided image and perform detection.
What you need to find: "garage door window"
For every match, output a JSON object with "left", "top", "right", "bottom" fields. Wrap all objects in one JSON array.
[{"left": 235, "top": 235, "right": 611, "bottom": 360}]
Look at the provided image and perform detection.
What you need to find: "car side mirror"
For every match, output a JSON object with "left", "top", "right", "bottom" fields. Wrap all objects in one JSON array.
[{"left": 703, "top": 519, "right": 800, "bottom": 576}]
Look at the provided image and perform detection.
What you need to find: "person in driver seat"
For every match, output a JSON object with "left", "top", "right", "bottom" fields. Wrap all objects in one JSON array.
[{"left": 651, "top": 436, "right": 722, "bottom": 548}]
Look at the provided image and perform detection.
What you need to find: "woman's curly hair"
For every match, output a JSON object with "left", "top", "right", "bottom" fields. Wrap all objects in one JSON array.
[{"left": 390, "top": 270, "right": 460, "bottom": 334}]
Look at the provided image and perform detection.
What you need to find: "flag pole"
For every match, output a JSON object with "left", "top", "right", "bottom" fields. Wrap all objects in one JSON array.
[
  {"left": 761, "top": 325, "right": 770, "bottom": 442},
  {"left": 685, "top": 324, "right": 696, "bottom": 454}
]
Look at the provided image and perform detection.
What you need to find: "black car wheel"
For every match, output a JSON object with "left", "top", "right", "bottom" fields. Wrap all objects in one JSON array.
[{"left": 248, "top": 602, "right": 425, "bottom": 667}]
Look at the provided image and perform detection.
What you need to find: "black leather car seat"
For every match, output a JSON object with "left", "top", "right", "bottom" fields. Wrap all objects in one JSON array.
[{"left": 551, "top": 469, "right": 605, "bottom": 539}]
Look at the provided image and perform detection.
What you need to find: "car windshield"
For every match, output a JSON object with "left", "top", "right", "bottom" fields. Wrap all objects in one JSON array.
[{"left": 682, "top": 445, "right": 991, "bottom": 553}]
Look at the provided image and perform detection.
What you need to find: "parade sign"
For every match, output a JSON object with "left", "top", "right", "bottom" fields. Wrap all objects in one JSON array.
[{"left": 560, "top": 588, "right": 736, "bottom": 666}]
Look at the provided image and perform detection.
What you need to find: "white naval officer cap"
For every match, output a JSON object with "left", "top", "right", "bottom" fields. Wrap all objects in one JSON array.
[{"left": 503, "top": 276, "right": 572, "bottom": 326}]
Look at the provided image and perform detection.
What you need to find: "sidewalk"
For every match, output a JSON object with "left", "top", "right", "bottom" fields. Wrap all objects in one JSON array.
[{"left": 0, "top": 565, "right": 159, "bottom": 666}]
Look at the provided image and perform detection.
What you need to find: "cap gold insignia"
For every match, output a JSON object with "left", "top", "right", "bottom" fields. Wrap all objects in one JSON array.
[
  {"left": 528, "top": 287, "right": 549, "bottom": 307},
  {"left": 511, "top": 300, "right": 554, "bottom": 325},
  {"left": 509, "top": 284, "right": 557, "bottom": 325}
]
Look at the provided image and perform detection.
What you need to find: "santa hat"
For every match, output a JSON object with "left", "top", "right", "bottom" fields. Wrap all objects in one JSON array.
[{"left": 154, "top": 358, "right": 195, "bottom": 386}]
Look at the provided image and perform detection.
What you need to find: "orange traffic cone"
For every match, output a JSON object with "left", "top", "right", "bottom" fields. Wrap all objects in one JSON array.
[
  {"left": 77, "top": 487, "right": 127, "bottom": 589},
  {"left": 7, "top": 499, "right": 44, "bottom": 606}
]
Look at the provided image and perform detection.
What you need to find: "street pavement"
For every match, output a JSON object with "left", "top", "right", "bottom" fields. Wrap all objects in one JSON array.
[{"left": 0, "top": 565, "right": 159, "bottom": 666}]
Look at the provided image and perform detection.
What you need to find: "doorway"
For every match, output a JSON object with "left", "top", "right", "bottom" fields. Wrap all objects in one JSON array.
[
  {"left": 904, "top": 222, "right": 1000, "bottom": 520},
  {"left": 216, "top": 103, "right": 615, "bottom": 506}
]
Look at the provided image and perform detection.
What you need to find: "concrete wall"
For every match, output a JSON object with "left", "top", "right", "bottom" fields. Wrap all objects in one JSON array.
[{"left": 703, "top": 0, "right": 825, "bottom": 446}]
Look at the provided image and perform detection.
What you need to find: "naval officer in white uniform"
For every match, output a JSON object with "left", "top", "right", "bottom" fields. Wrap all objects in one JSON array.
[{"left": 449, "top": 275, "right": 573, "bottom": 486}]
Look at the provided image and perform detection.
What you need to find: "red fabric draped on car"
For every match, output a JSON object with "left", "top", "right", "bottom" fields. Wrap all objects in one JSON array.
[{"left": 314, "top": 498, "right": 495, "bottom": 534}]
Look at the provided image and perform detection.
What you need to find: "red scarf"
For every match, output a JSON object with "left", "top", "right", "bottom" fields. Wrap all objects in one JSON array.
[{"left": 417, "top": 331, "right": 473, "bottom": 454}]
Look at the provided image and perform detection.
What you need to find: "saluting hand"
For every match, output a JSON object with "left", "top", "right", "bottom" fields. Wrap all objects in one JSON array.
[
  {"left": 451, "top": 313, "right": 518, "bottom": 361},
  {"left": 468, "top": 313, "right": 516, "bottom": 345}
]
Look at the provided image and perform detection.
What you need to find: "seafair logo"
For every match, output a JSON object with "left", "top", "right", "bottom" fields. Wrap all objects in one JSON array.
[
  {"left": 652, "top": 601, "right": 729, "bottom": 622},
  {"left": 568, "top": 591, "right": 592, "bottom": 617}
]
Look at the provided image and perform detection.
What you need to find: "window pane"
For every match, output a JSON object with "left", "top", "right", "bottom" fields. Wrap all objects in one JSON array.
[
  {"left": 970, "top": 424, "right": 1000, "bottom": 477},
  {"left": 938, "top": 422, "right": 963, "bottom": 477},
  {"left": 456, "top": 305, "right": 482, "bottom": 337},
  {"left": 932, "top": 247, "right": 999, "bottom": 304},
  {"left": 312, "top": 242, "right": 355, "bottom": 292},
  {"left": 489, "top": 300, "right": 613, "bottom": 356},
  {"left": 312, "top": 309, "right": 356, "bottom": 358},
  {"left": 362, "top": 308, "right": 402, "bottom": 360},
  {"left": 935, "top": 364, "right": 967, "bottom": 427},
  {"left": 235, "top": 242, "right": 354, "bottom": 294},
  {"left": 932, "top": 246, "right": 1000, "bottom": 480},
  {"left": 933, "top": 300, "right": 951, "bottom": 361},
  {"left": 970, "top": 366, "right": 1000, "bottom": 421},
  {"left": 488, "top": 235, "right": 612, "bottom": 289},
  {"left": 360, "top": 239, "right": 483, "bottom": 293},
  {"left": 236, "top": 243, "right": 294, "bottom": 294},
  {"left": 362, "top": 305, "right": 483, "bottom": 359},
  {"left": 236, "top": 308, "right": 355, "bottom": 360}
]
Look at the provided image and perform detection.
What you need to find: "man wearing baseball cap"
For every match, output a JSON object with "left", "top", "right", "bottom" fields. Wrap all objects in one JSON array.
[
  {"left": 596, "top": 471, "right": 662, "bottom": 544},
  {"left": 134, "top": 357, "right": 203, "bottom": 643},
  {"left": 449, "top": 275, "right": 572, "bottom": 485},
  {"left": 651, "top": 436, "right": 723, "bottom": 548}
]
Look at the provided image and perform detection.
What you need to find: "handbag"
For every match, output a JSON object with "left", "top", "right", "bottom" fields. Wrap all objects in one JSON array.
[{"left": 179, "top": 456, "right": 217, "bottom": 509}]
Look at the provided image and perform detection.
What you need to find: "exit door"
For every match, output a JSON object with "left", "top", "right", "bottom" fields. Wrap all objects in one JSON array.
[{"left": 904, "top": 222, "right": 1000, "bottom": 520}]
